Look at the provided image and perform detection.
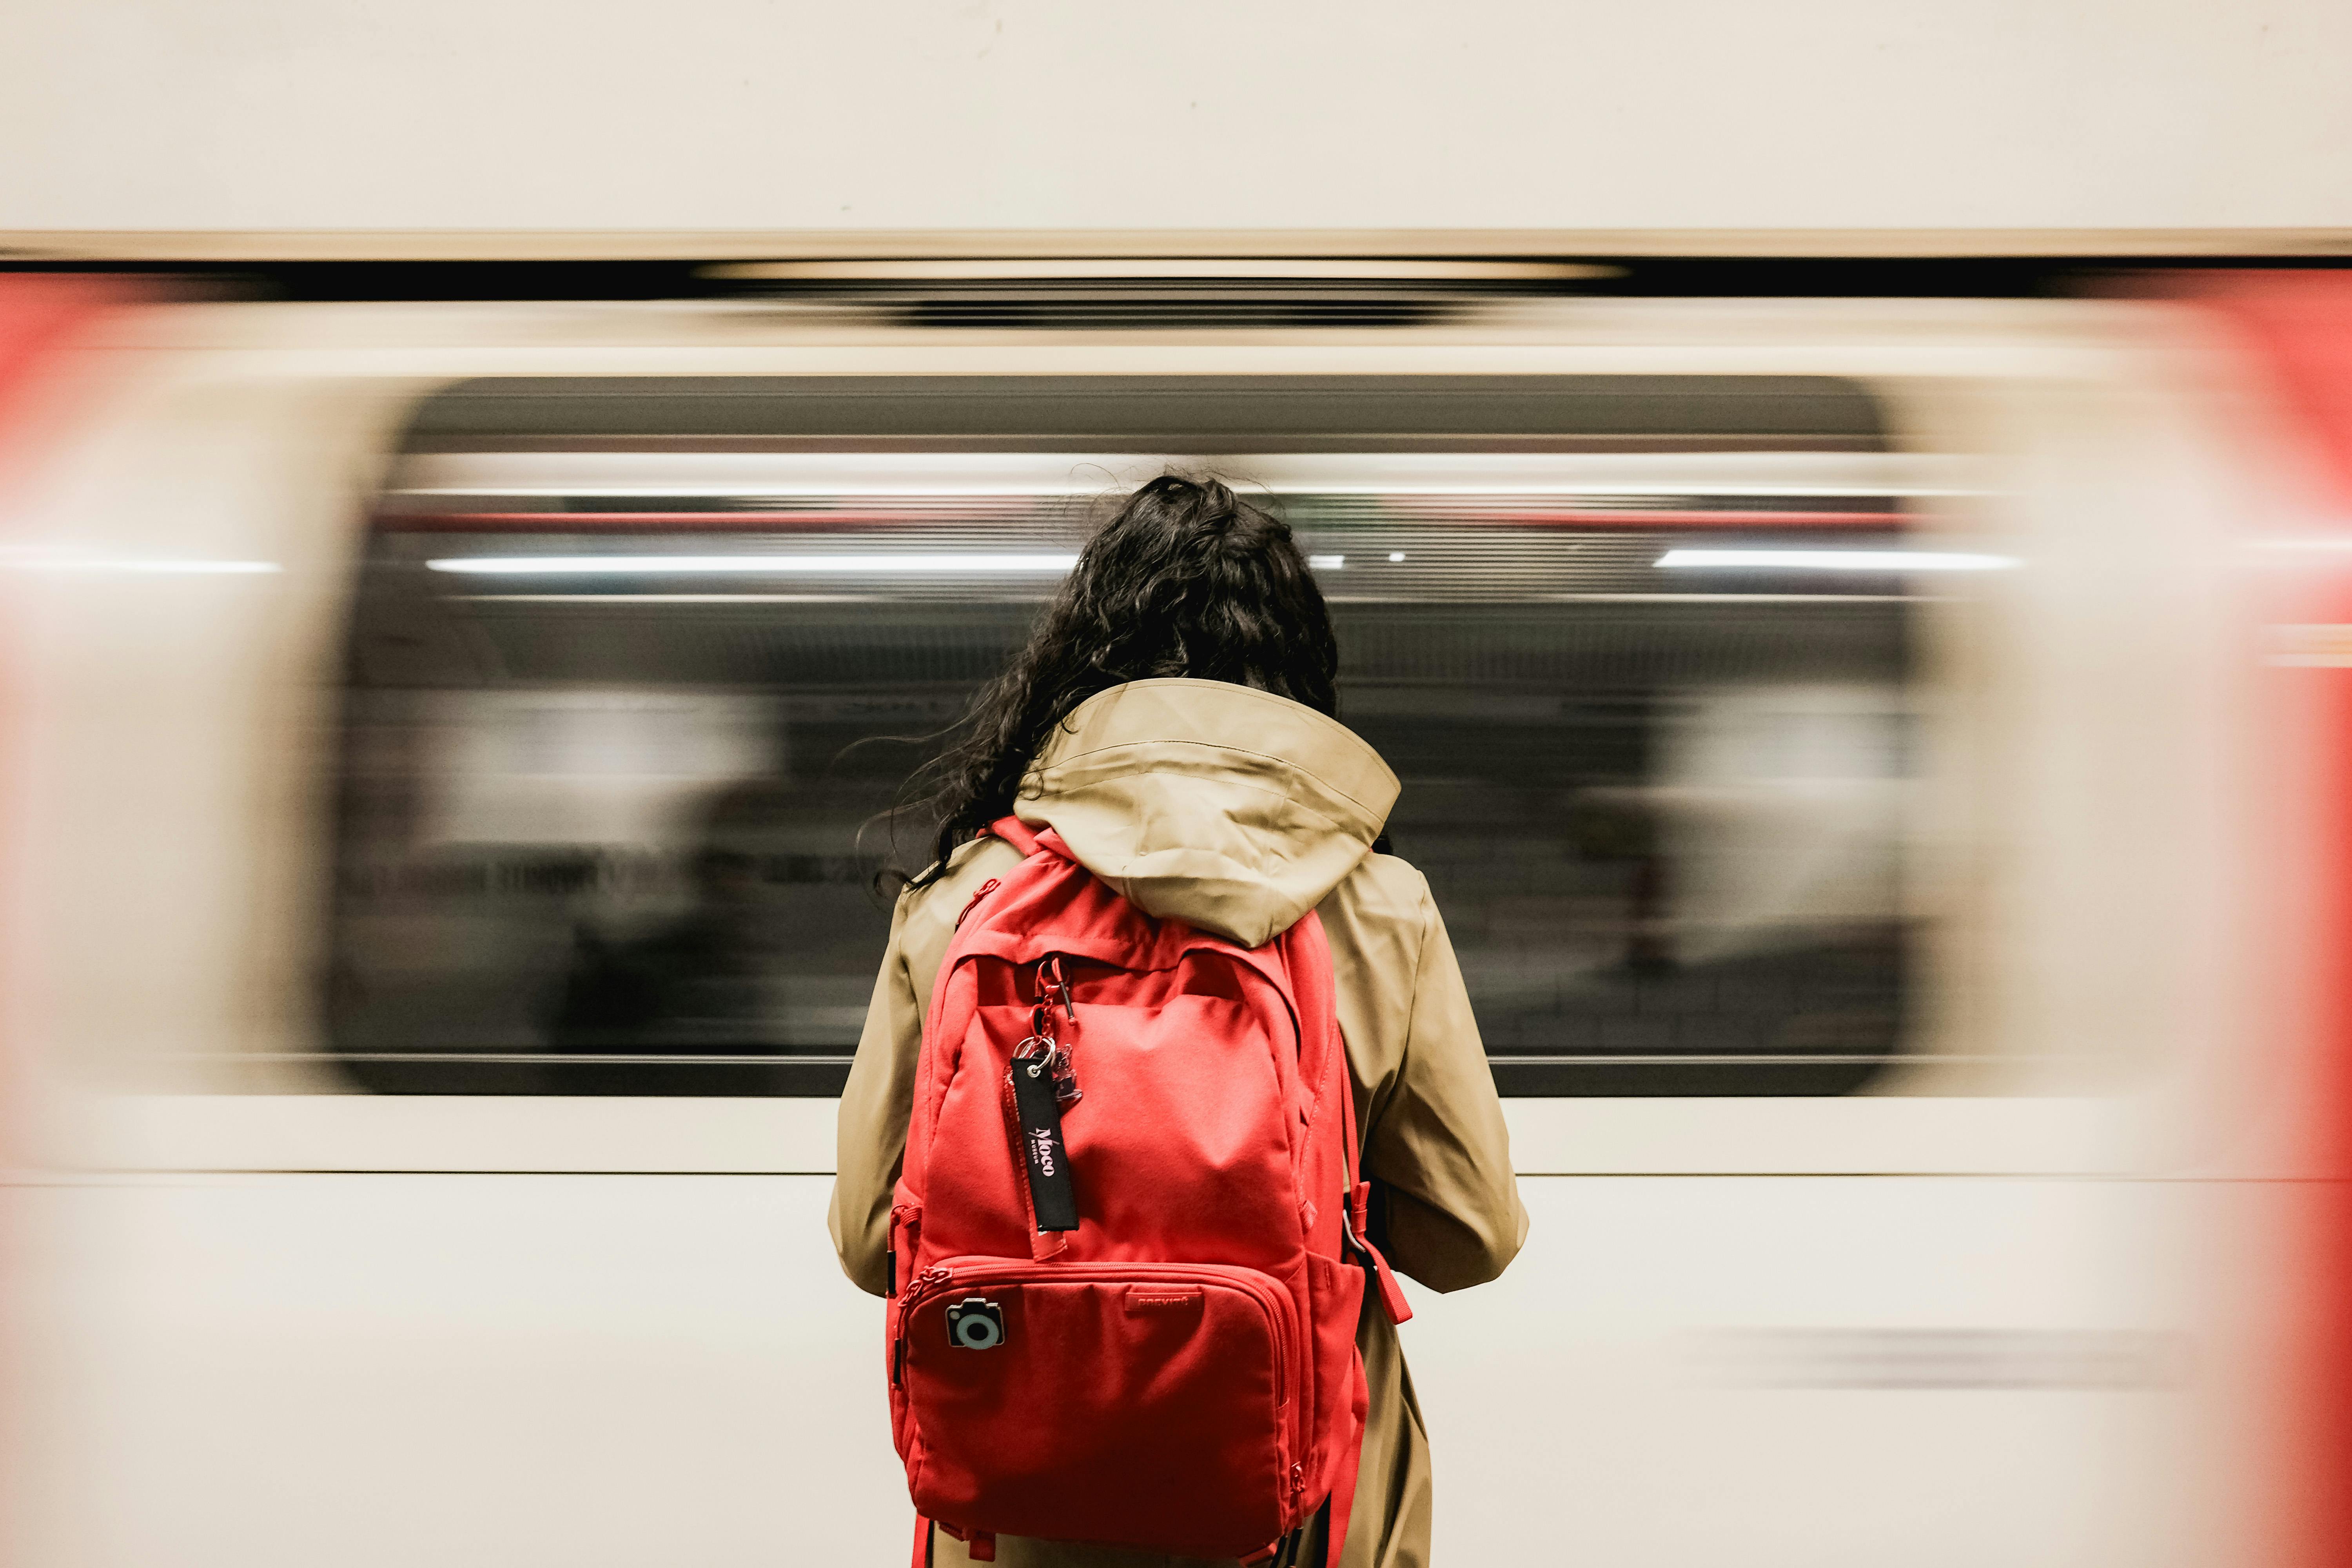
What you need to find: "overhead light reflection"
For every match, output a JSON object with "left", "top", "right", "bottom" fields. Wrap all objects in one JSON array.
[
  {"left": 0, "top": 552, "right": 280, "bottom": 574},
  {"left": 425, "top": 553, "right": 1081, "bottom": 575},
  {"left": 429, "top": 551, "right": 1352, "bottom": 577},
  {"left": 1655, "top": 548, "right": 2016, "bottom": 572}
]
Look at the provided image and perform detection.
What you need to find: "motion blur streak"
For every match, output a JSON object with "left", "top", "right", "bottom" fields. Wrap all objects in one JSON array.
[{"left": 2194, "top": 275, "right": 2352, "bottom": 1568}]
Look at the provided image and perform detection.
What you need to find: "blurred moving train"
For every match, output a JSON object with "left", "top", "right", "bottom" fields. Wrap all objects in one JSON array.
[{"left": 1, "top": 258, "right": 2348, "bottom": 1568}]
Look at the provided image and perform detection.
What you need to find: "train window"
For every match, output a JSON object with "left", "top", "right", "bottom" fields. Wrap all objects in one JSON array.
[{"left": 328, "top": 376, "right": 1922, "bottom": 1096}]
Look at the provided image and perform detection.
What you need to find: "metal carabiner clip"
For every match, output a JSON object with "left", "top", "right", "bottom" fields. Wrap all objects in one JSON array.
[{"left": 1039, "top": 954, "right": 1076, "bottom": 1024}]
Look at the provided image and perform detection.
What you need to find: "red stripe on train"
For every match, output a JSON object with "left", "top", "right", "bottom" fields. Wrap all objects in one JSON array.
[{"left": 2192, "top": 273, "right": 2352, "bottom": 1568}]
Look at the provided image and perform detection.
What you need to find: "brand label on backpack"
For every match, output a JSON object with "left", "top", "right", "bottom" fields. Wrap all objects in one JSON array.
[{"left": 1010, "top": 1056, "right": 1080, "bottom": 1232}]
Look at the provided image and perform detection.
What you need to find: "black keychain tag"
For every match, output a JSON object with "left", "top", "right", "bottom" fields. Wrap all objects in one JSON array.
[{"left": 1011, "top": 1053, "right": 1080, "bottom": 1232}]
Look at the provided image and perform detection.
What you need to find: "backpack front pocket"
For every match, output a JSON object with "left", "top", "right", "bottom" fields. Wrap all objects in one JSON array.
[{"left": 899, "top": 1256, "right": 1303, "bottom": 1557}]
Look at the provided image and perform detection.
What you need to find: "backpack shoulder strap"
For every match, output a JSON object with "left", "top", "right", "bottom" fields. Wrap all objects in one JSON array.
[
  {"left": 984, "top": 815, "right": 1045, "bottom": 856},
  {"left": 1338, "top": 1055, "right": 1415, "bottom": 1330}
]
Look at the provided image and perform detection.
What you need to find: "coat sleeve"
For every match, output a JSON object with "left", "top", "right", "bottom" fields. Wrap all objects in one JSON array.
[
  {"left": 1360, "top": 882, "right": 1531, "bottom": 1293},
  {"left": 828, "top": 888, "right": 922, "bottom": 1298}
]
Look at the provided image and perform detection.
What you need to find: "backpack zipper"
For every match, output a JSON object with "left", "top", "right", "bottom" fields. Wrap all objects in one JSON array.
[
  {"left": 898, "top": 1256, "right": 1299, "bottom": 1429},
  {"left": 892, "top": 1264, "right": 958, "bottom": 1387}
]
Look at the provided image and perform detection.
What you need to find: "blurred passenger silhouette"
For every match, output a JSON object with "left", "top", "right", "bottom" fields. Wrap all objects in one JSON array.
[{"left": 552, "top": 777, "right": 793, "bottom": 1055}]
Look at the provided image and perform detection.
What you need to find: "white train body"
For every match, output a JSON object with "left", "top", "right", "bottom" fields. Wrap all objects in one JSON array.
[{"left": 0, "top": 280, "right": 2337, "bottom": 1568}]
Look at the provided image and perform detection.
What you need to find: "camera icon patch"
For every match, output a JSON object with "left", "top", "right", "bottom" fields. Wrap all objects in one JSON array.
[{"left": 944, "top": 1296, "right": 1005, "bottom": 1350}]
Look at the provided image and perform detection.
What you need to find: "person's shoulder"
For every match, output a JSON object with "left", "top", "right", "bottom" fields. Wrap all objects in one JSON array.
[
  {"left": 900, "top": 834, "right": 1025, "bottom": 935},
  {"left": 1331, "top": 846, "right": 1437, "bottom": 932}
]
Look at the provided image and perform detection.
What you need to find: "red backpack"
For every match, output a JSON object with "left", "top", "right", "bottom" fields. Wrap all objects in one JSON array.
[{"left": 887, "top": 817, "right": 1412, "bottom": 1565}]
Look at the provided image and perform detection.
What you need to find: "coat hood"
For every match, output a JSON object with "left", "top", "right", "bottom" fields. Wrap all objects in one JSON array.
[{"left": 1012, "top": 679, "right": 1399, "bottom": 948}]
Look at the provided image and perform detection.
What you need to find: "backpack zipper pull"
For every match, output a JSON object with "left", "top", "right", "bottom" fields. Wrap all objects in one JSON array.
[
  {"left": 1041, "top": 954, "right": 1076, "bottom": 1023},
  {"left": 955, "top": 879, "right": 1002, "bottom": 929}
]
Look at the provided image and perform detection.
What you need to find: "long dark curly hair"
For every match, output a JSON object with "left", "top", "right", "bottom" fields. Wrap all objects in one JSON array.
[{"left": 904, "top": 474, "right": 1338, "bottom": 885}]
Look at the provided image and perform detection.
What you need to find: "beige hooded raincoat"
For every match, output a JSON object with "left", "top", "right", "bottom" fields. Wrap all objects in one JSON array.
[{"left": 831, "top": 679, "right": 1528, "bottom": 1568}]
